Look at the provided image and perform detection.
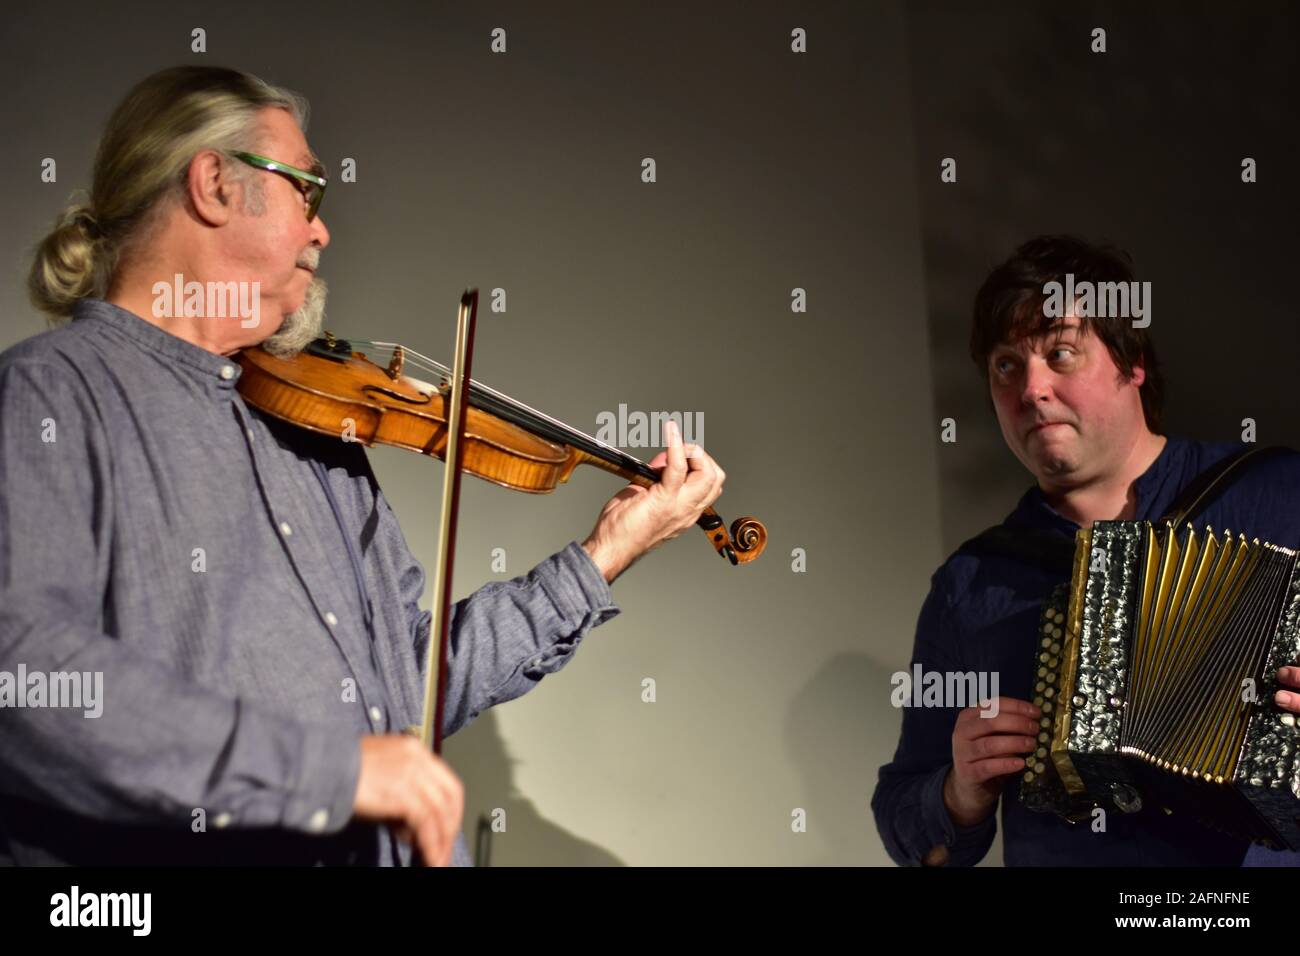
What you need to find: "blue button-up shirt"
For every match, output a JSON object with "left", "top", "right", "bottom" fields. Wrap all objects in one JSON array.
[
  {"left": 0, "top": 298, "right": 620, "bottom": 866},
  {"left": 872, "top": 435, "right": 1300, "bottom": 866}
]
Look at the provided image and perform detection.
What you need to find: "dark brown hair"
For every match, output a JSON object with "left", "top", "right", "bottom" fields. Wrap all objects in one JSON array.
[{"left": 969, "top": 235, "right": 1164, "bottom": 435}]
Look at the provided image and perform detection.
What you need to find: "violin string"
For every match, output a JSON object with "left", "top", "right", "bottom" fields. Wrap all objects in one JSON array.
[
  {"left": 402, "top": 349, "right": 648, "bottom": 472},
  {"left": 362, "top": 340, "right": 607, "bottom": 450},
  {"left": 348, "top": 338, "right": 653, "bottom": 475}
]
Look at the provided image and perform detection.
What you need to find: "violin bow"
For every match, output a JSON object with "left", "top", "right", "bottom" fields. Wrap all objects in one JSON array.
[{"left": 418, "top": 289, "right": 478, "bottom": 755}]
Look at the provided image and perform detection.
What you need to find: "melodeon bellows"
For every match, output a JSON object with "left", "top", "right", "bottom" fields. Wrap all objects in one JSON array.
[{"left": 1020, "top": 520, "right": 1300, "bottom": 849}]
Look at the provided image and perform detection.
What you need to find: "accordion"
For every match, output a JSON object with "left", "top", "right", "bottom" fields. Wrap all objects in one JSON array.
[{"left": 1020, "top": 519, "right": 1300, "bottom": 849}]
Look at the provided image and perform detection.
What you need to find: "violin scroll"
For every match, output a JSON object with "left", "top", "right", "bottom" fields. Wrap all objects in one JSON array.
[{"left": 698, "top": 509, "right": 767, "bottom": 565}]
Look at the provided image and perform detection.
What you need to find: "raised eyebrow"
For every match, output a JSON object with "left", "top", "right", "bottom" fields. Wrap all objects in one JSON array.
[{"left": 299, "top": 156, "right": 325, "bottom": 178}]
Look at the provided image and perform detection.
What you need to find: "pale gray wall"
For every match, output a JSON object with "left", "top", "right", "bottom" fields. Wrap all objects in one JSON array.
[{"left": 0, "top": 1, "right": 942, "bottom": 864}]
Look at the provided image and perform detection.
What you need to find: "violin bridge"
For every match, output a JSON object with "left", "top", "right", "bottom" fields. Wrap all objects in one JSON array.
[{"left": 386, "top": 345, "right": 405, "bottom": 380}]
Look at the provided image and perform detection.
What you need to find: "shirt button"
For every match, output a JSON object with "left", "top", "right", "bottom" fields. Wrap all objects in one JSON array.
[
  {"left": 219, "top": 365, "right": 236, "bottom": 380},
  {"left": 213, "top": 812, "right": 232, "bottom": 829},
  {"left": 307, "top": 809, "right": 329, "bottom": 832},
  {"left": 369, "top": 705, "right": 383, "bottom": 723},
  {"left": 279, "top": 521, "right": 293, "bottom": 537},
  {"left": 324, "top": 611, "right": 338, "bottom": 627},
  {"left": 247, "top": 427, "right": 254, "bottom": 441}
]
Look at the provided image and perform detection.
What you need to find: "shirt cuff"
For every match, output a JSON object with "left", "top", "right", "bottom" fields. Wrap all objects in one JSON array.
[
  {"left": 538, "top": 541, "right": 621, "bottom": 630},
  {"left": 281, "top": 722, "right": 363, "bottom": 836},
  {"left": 918, "top": 763, "right": 997, "bottom": 866},
  {"left": 515, "top": 542, "right": 622, "bottom": 678}
]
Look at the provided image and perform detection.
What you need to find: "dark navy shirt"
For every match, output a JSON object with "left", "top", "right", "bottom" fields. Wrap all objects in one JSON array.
[{"left": 872, "top": 435, "right": 1300, "bottom": 866}]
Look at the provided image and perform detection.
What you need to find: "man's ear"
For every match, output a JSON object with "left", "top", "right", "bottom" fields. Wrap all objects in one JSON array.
[
  {"left": 1128, "top": 353, "right": 1147, "bottom": 388},
  {"left": 186, "top": 150, "right": 239, "bottom": 227}
]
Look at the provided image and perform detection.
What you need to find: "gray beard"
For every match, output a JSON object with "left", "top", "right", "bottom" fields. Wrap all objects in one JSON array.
[{"left": 261, "top": 275, "right": 328, "bottom": 358}]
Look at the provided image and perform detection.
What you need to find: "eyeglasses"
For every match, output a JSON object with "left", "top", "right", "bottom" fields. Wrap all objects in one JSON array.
[{"left": 230, "top": 151, "right": 327, "bottom": 221}]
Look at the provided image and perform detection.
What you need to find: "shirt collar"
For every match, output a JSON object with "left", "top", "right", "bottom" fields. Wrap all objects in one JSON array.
[{"left": 72, "top": 297, "right": 244, "bottom": 390}]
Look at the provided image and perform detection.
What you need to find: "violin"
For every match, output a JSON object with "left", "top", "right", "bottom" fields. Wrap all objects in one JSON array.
[{"left": 233, "top": 330, "right": 767, "bottom": 565}]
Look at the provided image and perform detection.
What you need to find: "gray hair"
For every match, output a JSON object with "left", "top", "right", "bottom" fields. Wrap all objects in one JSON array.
[{"left": 28, "top": 66, "right": 310, "bottom": 321}]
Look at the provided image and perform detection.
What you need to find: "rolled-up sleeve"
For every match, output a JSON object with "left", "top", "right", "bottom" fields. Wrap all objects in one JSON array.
[
  {"left": 871, "top": 569, "right": 997, "bottom": 866},
  {"left": 0, "top": 359, "right": 359, "bottom": 834}
]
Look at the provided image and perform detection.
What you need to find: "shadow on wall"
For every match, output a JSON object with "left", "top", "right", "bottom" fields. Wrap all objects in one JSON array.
[
  {"left": 785, "top": 652, "right": 1004, "bottom": 867},
  {"left": 448, "top": 708, "right": 625, "bottom": 867},
  {"left": 784, "top": 653, "right": 906, "bottom": 865}
]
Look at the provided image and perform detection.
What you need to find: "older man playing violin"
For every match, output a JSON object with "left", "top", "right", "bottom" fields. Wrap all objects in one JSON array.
[{"left": 0, "top": 65, "right": 726, "bottom": 867}]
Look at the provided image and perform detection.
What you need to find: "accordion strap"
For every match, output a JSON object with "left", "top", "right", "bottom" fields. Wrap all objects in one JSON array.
[
  {"left": 1157, "top": 444, "right": 1289, "bottom": 527},
  {"left": 962, "top": 444, "right": 1292, "bottom": 574}
]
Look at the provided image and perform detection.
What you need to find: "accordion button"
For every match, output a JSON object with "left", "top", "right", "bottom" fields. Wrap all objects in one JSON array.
[
  {"left": 1038, "top": 732, "right": 1048, "bottom": 743},
  {"left": 1036, "top": 681, "right": 1045, "bottom": 692},
  {"left": 1041, "top": 718, "right": 1051, "bottom": 728}
]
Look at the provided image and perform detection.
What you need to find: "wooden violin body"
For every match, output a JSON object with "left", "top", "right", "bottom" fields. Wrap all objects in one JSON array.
[{"left": 235, "top": 334, "right": 766, "bottom": 564}]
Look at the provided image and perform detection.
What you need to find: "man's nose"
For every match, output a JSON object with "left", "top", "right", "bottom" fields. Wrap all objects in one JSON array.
[
  {"left": 311, "top": 213, "right": 330, "bottom": 249},
  {"left": 1019, "top": 359, "right": 1054, "bottom": 405}
]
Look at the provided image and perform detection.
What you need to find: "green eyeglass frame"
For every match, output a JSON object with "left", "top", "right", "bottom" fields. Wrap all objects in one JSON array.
[{"left": 231, "top": 151, "right": 327, "bottom": 221}]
